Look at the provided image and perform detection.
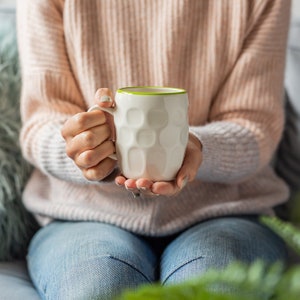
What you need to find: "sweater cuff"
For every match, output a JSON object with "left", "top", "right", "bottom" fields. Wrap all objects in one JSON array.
[{"left": 189, "top": 121, "right": 260, "bottom": 183}]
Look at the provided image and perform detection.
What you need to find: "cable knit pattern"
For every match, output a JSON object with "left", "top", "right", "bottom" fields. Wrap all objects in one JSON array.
[{"left": 17, "top": 0, "right": 290, "bottom": 235}]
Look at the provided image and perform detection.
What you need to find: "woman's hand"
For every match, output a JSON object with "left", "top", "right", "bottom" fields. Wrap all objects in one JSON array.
[
  {"left": 61, "top": 88, "right": 116, "bottom": 181},
  {"left": 115, "top": 133, "right": 203, "bottom": 196}
]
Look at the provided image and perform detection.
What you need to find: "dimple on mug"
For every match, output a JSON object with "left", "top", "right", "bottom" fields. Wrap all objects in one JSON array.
[{"left": 89, "top": 86, "right": 189, "bottom": 181}]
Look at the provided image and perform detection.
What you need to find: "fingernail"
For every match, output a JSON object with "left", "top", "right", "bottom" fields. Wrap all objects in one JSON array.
[
  {"left": 100, "top": 95, "right": 112, "bottom": 103},
  {"left": 125, "top": 185, "right": 134, "bottom": 191},
  {"left": 180, "top": 176, "right": 189, "bottom": 190},
  {"left": 139, "top": 187, "right": 148, "bottom": 192}
]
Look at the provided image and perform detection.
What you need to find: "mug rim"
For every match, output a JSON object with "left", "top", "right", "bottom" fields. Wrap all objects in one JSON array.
[{"left": 117, "top": 86, "right": 187, "bottom": 95}]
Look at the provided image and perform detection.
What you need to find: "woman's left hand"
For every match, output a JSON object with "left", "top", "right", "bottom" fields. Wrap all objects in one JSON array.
[{"left": 115, "top": 133, "right": 202, "bottom": 197}]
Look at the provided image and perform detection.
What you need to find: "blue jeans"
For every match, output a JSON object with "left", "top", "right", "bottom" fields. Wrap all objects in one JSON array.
[{"left": 27, "top": 216, "right": 287, "bottom": 300}]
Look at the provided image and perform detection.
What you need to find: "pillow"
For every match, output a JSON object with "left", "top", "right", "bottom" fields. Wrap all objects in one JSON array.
[{"left": 0, "top": 8, "right": 39, "bottom": 261}]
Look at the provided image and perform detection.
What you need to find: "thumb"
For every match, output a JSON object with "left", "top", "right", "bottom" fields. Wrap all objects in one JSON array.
[
  {"left": 94, "top": 88, "right": 115, "bottom": 108},
  {"left": 94, "top": 88, "right": 116, "bottom": 140}
]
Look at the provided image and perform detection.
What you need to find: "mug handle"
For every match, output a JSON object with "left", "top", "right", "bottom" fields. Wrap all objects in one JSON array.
[{"left": 87, "top": 105, "right": 117, "bottom": 160}]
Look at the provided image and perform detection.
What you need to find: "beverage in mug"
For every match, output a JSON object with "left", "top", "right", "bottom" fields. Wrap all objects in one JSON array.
[{"left": 89, "top": 86, "right": 189, "bottom": 181}]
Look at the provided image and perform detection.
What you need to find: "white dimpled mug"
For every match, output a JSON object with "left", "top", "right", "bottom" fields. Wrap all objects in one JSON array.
[{"left": 90, "top": 86, "right": 189, "bottom": 181}]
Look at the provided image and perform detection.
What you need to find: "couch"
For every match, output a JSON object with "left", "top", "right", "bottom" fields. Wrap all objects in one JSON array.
[
  {"left": 0, "top": 5, "right": 41, "bottom": 300},
  {"left": 0, "top": 5, "right": 299, "bottom": 300}
]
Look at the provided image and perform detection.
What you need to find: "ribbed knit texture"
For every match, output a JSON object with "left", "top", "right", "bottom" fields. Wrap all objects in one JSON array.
[{"left": 17, "top": 0, "right": 290, "bottom": 235}]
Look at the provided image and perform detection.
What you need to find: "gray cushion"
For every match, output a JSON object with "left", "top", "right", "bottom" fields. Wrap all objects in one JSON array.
[
  {"left": 0, "top": 5, "right": 15, "bottom": 25},
  {"left": 0, "top": 261, "right": 40, "bottom": 299}
]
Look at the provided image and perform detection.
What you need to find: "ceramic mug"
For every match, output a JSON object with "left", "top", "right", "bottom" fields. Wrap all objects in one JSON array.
[{"left": 89, "top": 86, "right": 189, "bottom": 181}]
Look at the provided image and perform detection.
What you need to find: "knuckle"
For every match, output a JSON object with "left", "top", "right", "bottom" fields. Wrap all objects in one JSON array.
[
  {"left": 82, "top": 168, "right": 98, "bottom": 181},
  {"left": 74, "top": 112, "right": 89, "bottom": 128},
  {"left": 79, "top": 150, "right": 96, "bottom": 166},
  {"left": 61, "top": 119, "right": 73, "bottom": 139},
  {"left": 83, "top": 165, "right": 109, "bottom": 181},
  {"left": 65, "top": 144, "right": 75, "bottom": 158},
  {"left": 61, "top": 126, "right": 68, "bottom": 139},
  {"left": 82, "top": 130, "right": 97, "bottom": 146},
  {"left": 91, "top": 109, "right": 107, "bottom": 122}
]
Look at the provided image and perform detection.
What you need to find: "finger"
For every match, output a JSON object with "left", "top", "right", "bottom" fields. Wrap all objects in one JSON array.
[
  {"left": 123, "top": 179, "right": 141, "bottom": 197},
  {"left": 115, "top": 177, "right": 158, "bottom": 197},
  {"left": 136, "top": 178, "right": 153, "bottom": 189},
  {"left": 62, "top": 110, "right": 107, "bottom": 139},
  {"left": 135, "top": 178, "right": 158, "bottom": 197},
  {"left": 76, "top": 140, "right": 115, "bottom": 168},
  {"left": 82, "top": 158, "right": 116, "bottom": 181},
  {"left": 151, "top": 181, "right": 180, "bottom": 196},
  {"left": 94, "top": 88, "right": 116, "bottom": 141},
  {"left": 115, "top": 175, "right": 126, "bottom": 186},
  {"left": 175, "top": 134, "right": 203, "bottom": 187},
  {"left": 124, "top": 178, "right": 137, "bottom": 190},
  {"left": 66, "top": 124, "right": 111, "bottom": 158},
  {"left": 95, "top": 88, "right": 115, "bottom": 108}
]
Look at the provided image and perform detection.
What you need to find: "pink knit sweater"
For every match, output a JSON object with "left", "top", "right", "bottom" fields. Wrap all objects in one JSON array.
[{"left": 17, "top": 0, "right": 290, "bottom": 235}]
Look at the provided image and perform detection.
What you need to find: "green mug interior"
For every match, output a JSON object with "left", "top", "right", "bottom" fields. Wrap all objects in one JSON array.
[{"left": 117, "top": 86, "right": 187, "bottom": 95}]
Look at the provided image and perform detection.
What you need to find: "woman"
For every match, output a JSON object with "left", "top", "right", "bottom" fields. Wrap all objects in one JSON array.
[{"left": 17, "top": 0, "right": 290, "bottom": 299}]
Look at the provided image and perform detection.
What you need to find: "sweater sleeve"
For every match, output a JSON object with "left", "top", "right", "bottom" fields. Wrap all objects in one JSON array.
[
  {"left": 17, "top": 0, "right": 93, "bottom": 184},
  {"left": 190, "top": 0, "right": 291, "bottom": 184}
]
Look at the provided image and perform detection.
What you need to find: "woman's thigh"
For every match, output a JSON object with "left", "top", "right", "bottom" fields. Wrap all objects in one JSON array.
[
  {"left": 27, "top": 221, "right": 157, "bottom": 300},
  {"left": 161, "top": 216, "right": 287, "bottom": 285}
]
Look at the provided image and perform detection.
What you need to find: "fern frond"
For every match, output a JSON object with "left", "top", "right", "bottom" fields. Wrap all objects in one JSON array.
[
  {"left": 118, "top": 261, "right": 286, "bottom": 300},
  {"left": 118, "top": 216, "right": 300, "bottom": 300},
  {"left": 260, "top": 216, "right": 300, "bottom": 255},
  {"left": 274, "top": 266, "right": 300, "bottom": 300}
]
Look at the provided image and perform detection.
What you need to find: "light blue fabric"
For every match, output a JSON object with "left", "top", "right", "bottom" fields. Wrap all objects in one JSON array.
[
  {"left": 27, "top": 217, "right": 287, "bottom": 300},
  {"left": 28, "top": 222, "right": 156, "bottom": 300},
  {"left": 0, "top": 261, "right": 40, "bottom": 300},
  {"left": 161, "top": 217, "right": 287, "bottom": 285}
]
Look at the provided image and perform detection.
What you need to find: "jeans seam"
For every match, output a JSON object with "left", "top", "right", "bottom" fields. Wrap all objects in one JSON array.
[
  {"left": 162, "top": 256, "right": 204, "bottom": 285},
  {"left": 109, "top": 255, "right": 154, "bottom": 283}
]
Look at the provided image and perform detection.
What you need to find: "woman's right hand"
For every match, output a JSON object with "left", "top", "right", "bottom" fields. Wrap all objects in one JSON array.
[{"left": 61, "top": 88, "right": 116, "bottom": 181}]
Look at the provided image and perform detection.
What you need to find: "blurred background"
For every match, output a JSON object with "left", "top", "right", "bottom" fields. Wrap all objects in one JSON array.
[
  {"left": 0, "top": 0, "right": 300, "bottom": 20},
  {"left": 293, "top": 0, "right": 300, "bottom": 19}
]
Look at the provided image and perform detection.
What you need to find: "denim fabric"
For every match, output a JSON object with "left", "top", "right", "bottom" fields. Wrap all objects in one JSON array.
[
  {"left": 27, "top": 222, "right": 157, "bottom": 300},
  {"left": 161, "top": 216, "right": 287, "bottom": 285},
  {"left": 27, "top": 217, "right": 287, "bottom": 300}
]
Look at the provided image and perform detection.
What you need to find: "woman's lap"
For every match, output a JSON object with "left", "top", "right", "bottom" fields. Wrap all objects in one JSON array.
[
  {"left": 27, "top": 216, "right": 287, "bottom": 299},
  {"left": 27, "top": 222, "right": 157, "bottom": 300},
  {"left": 161, "top": 216, "right": 287, "bottom": 285}
]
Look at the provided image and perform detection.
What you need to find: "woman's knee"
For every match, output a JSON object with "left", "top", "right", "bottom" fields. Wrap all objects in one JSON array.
[
  {"left": 53, "top": 255, "right": 152, "bottom": 300},
  {"left": 28, "top": 221, "right": 156, "bottom": 299},
  {"left": 161, "top": 216, "right": 287, "bottom": 285}
]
